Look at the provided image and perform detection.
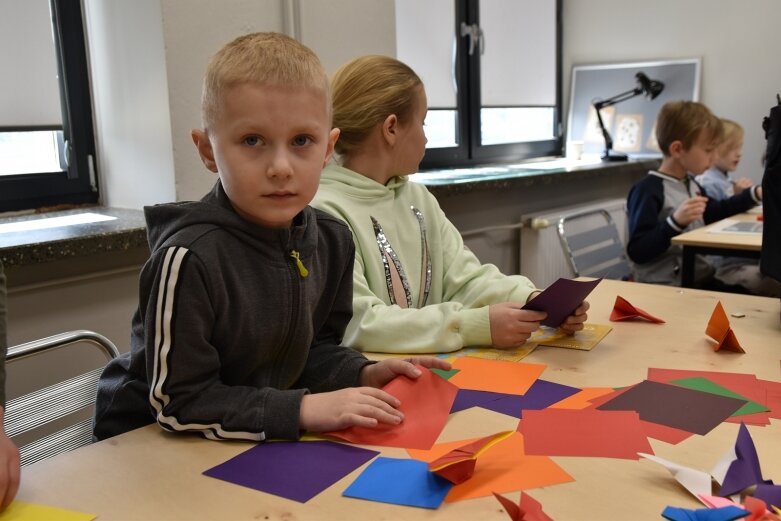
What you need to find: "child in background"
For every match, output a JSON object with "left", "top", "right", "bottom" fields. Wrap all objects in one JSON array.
[
  {"left": 93, "top": 34, "right": 448, "bottom": 442},
  {"left": 695, "top": 119, "right": 780, "bottom": 296},
  {"left": 627, "top": 101, "right": 762, "bottom": 287},
  {"left": 312, "top": 55, "right": 588, "bottom": 354}
]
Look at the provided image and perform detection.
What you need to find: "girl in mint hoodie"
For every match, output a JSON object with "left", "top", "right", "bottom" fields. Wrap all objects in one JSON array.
[{"left": 312, "top": 56, "right": 589, "bottom": 354}]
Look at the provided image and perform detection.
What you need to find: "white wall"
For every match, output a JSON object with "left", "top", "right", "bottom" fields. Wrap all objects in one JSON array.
[
  {"left": 562, "top": 0, "right": 781, "bottom": 184},
  {"left": 83, "top": 0, "right": 177, "bottom": 209}
]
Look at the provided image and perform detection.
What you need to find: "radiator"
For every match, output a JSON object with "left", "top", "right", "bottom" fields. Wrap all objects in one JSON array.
[{"left": 520, "top": 198, "right": 627, "bottom": 288}]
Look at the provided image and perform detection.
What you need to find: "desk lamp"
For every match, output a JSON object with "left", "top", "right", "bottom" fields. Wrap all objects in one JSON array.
[{"left": 593, "top": 72, "right": 665, "bottom": 161}]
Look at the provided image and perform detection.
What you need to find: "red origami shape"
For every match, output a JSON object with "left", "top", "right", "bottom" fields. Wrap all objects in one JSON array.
[
  {"left": 427, "top": 431, "right": 512, "bottom": 484},
  {"left": 705, "top": 302, "right": 745, "bottom": 353},
  {"left": 493, "top": 491, "right": 554, "bottom": 521},
  {"left": 610, "top": 296, "right": 665, "bottom": 323}
]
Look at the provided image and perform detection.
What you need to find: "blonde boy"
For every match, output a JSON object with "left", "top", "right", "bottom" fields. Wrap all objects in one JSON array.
[
  {"left": 626, "top": 101, "right": 762, "bottom": 287},
  {"left": 93, "top": 33, "right": 447, "bottom": 441}
]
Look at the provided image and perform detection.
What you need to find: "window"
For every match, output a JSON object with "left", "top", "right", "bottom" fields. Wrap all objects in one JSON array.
[
  {"left": 395, "top": 0, "right": 562, "bottom": 169},
  {"left": 0, "top": 0, "right": 98, "bottom": 212}
]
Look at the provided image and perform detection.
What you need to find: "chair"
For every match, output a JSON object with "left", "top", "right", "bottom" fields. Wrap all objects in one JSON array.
[
  {"left": 4, "top": 330, "right": 119, "bottom": 466},
  {"left": 557, "top": 209, "right": 632, "bottom": 280}
]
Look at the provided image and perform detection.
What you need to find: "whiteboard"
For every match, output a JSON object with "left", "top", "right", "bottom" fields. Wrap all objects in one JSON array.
[{"left": 567, "top": 59, "right": 701, "bottom": 158}]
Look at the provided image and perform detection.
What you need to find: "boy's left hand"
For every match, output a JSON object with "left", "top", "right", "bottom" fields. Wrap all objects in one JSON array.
[
  {"left": 360, "top": 357, "right": 452, "bottom": 389},
  {"left": 559, "top": 301, "right": 590, "bottom": 335}
]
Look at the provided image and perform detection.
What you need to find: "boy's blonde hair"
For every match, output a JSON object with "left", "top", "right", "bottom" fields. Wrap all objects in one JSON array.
[
  {"left": 201, "top": 32, "right": 330, "bottom": 129},
  {"left": 717, "top": 118, "right": 744, "bottom": 151},
  {"left": 655, "top": 101, "right": 724, "bottom": 156},
  {"left": 330, "top": 55, "right": 423, "bottom": 157}
]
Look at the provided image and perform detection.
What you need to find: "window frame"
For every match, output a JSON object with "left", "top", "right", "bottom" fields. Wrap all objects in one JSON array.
[
  {"left": 420, "top": 0, "right": 563, "bottom": 170},
  {"left": 0, "top": 0, "right": 98, "bottom": 212}
]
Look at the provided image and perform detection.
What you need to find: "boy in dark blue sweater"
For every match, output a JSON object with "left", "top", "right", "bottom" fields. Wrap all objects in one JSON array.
[{"left": 626, "top": 101, "right": 762, "bottom": 287}]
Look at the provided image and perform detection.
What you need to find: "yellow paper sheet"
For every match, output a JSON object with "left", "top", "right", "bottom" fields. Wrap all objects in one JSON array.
[
  {"left": 530, "top": 323, "right": 612, "bottom": 351},
  {"left": 0, "top": 502, "right": 95, "bottom": 521}
]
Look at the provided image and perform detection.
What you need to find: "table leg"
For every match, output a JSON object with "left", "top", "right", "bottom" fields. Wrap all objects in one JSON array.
[{"left": 680, "top": 246, "right": 695, "bottom": 288}]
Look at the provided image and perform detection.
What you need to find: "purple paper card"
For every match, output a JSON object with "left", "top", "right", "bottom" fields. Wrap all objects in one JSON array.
[
  {"left": 203, "top": 440, "right": 379, "bottom": 503},
  {"left": 522, "top": 278, "right": 602, "bottom": 327},
  {"left": 450, "top": 381, "right": 580, "bottom": 418},
  {"left": 720, "top": 423, "right": 770, "bottom": 496}
]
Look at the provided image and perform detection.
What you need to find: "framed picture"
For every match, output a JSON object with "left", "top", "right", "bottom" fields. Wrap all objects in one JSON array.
[{"left": 567, "top": 58, "right": 701, "bottom": 158}]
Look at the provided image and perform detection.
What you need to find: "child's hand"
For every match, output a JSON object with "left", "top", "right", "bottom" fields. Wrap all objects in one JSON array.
[
  {"left": 489, "top": 302, "right": 547, "bottom": 349},
  {"left": 672, "top": 195, "right": 708, "bottom": 226},
  {"left": 559, "top": 301, "right": 590, "bottom": 335},
  {"left": 733, "top": 177, "right": 753, "bottom": 194},
  {"left": 299, "top": 387, "right": 403, "bottom": 432},
  {"left": 359, "top": 357, "right": 451, "bottom": 389}
]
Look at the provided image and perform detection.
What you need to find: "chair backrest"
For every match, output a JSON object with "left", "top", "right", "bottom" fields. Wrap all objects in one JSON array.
[
  {"left": 4, "top": 330, "right": 119, "bottom": 466},
  {"left": 557, "top": 209, "right": 632, "bottom": 280}
]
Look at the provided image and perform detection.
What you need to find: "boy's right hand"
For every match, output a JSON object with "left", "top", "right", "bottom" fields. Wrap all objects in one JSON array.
[
  {"left": 672, "top": 195, "right": 708, "bottom": 226},
  {"left": 489, "top": 302, "right": 547, "bottom": 349},
  {"left": 299, "top": 387, "right": 403, "bottom": 432}
]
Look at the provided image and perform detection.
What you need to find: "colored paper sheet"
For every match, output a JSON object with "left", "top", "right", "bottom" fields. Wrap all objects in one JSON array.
[
  {"left": 610, "top": 295, "right": 666, "bottom": 323},
  {"left": 649, "top": 369, "right": 771, "bottom": 426},
  {"left": 0, "top": 502, "right": 96, "bottom": 521},
  {"left": 326, "top": 366, "right": 458, "bottom": 449},
  {"left": 661, "top": 505, "right": 749, "bottom": 521},
  {"left": 639, "top": 453, "right": 714, "bottom": 498},
  {"left": 202, "top": 440, "right": 379, "bottom": 503},
  {"left": 522, "top": 277, "right": 602, "bottom": 327},
  {"left": 519, "top": 408, "right": 653, "bottom": 459},
  {"left": 342, "top": 457, "right": 452, "bottom": 509},
  {"left": 720, "top": 423, "right": 769, "bottom": 496},
  {"left": 407, "top": 432, "right": 574, "bottom": 502},
  {"left": 742, "top": 496, "right": 781, "bottom": 521},
  {"left": 431, "top": 367, "right": 460, "bottom": 380},
  {"left": 705, "top": 302, "right": 745, "bottom": 353},
  {"left": 531, "top": 323, "right": 613, "bottom": 351},
  {"left": 671, "top": 377, "right": 769, "bottom": 416},
  {"left": 640, "top": 420, "right": 695, "bottom": 445},
  {"left": 550, "top": 387, "right": 615, "bottom": 410},
  {"left": 450, "top": 380, "right": 580, "bottom": 418},
  {"left": 760, "top": 379, "right": 781, "bottom": 419},
  {"left": 699, "top": 495, "right": 740, "bottom": 509},
  {"left": 437, "top": 343, "right": 538, "bottom": 363},
  {"left": 428, "top": 431, "right": 514, "bottom": 484},
  {"left": 448, "top": 357, "right": 546, "bottom": 396},
  {"left": 596, "top": 380, "right": 747, "bottom": 435},
  {"left": 493, "top": 492, "right": 554, "bottom": 521}
]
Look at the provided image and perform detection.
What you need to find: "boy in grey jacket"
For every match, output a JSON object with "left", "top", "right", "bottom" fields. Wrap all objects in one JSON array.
[{"left": 93, "top": 32, "right": 447, "bottom": 442}]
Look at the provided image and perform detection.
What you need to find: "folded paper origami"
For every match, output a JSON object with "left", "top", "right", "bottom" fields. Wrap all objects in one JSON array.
[
  {"left": 706, "top": 302, "right": 745, "bottom": 353},
  {"left": 661, "top": 505, "right": 749, "bottom": 521},
  {"left": 609, "top": 295, "right": 665, "bottom": 323},
  {"left": 428, "top": 431, "right": 513, "bottom": 484},
  {"left": 493, "top": 491, "right": 554, "bottom": 521}
]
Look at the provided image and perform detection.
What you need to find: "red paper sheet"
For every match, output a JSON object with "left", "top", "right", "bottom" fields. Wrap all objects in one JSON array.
[
  {"left": 518, "top": 408, "right": 653, "bottom": 459},
  {"left": 325, "top": 366, "right": 458, "bottom": 449}
]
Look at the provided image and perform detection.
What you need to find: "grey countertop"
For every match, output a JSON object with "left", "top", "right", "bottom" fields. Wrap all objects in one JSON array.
[
  {"left": 0, "top": 207, "right": 147, "bottom": 268},
  {"left": 0, "top": 157, "right": 659, "bottom": 269}
]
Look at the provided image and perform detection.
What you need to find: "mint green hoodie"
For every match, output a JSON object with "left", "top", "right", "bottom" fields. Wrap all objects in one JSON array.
[{"left": 312, "top": 165, "right": 536, "bottom": 354}]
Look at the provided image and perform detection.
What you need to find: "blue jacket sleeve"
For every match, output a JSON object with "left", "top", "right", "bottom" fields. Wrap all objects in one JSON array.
[
  {"left": 698, "top": 179, "right": 759, "bottom": 223},
  {"left": 626, "top": 178, "right": 679, "bottom": 264}
]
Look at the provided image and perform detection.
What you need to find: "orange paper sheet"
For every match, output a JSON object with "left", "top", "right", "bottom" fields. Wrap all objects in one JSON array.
[
  {"left": 610, "top": 295, "right": 665, "bottom": 323},
  {"left": 325, "top": 366, "right": 458, "bottom": 449},
  {"left": 550, "top": 387, "right": 616, "bottom": 410},
  {"left": 448, "top": 357, "right": 546, "bottom": 395},
  {"left": 518, "top": 408, "right": 653, "bottom": 459},
  {"left": 705, "top": 301, "right": 745, "bottom": 353},
  {"left": 407, "top": 432, "right": 573, "bottom": 502}
]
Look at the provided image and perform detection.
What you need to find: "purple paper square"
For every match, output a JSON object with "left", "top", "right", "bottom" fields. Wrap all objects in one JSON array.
[
  {"left": 203, "top": 440, "right": 379, "bottom": 503},
  {"left": 451, "top": 380, "right": 580, "bottom": 418}
]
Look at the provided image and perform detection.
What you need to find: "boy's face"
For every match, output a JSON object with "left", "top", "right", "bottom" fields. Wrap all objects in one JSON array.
[
  {"left": 676, "top": 129, "right": 718, "bottom": 176},
  {"left": 193, "top": 83, "right": 339, "bottom": 228},
  {"left": 714, "top": 138, "right": 743, "bottom": 173}
]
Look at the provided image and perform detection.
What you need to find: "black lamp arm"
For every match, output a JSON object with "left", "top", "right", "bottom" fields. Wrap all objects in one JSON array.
[{"left": 594, "top": 87, "right": 643, "bottom": 109}]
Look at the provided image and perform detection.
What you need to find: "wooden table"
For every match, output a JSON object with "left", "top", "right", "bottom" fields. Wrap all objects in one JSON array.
[
  {"left": 672, "top": 211, "right": 763, "bottom": 288},
  {"left": 16, "top": 280, "right": 781, "bottom": 520}
]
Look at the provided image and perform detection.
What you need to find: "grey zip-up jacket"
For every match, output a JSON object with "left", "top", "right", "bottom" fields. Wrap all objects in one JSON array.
[{"left": 93, "top": 182, "right": 370, "bottom": 441}]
